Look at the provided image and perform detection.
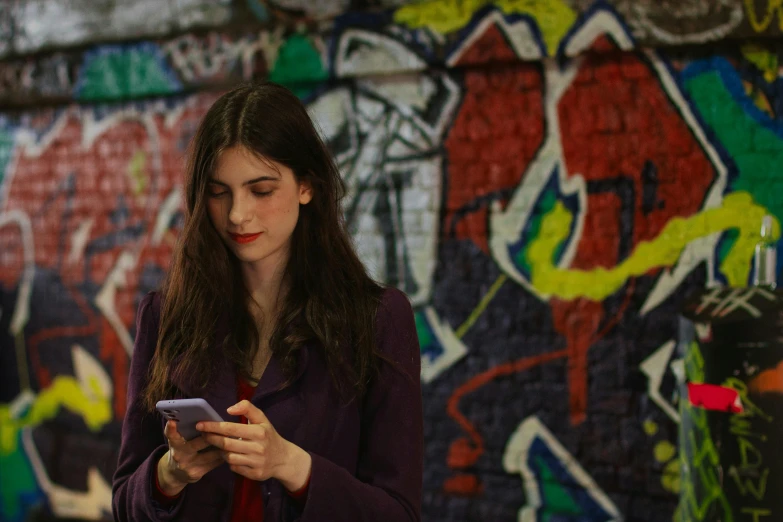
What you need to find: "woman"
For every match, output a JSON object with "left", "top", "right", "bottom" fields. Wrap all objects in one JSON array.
[{"left": 112, "top": 82, "right": 423, "bottom": 522}]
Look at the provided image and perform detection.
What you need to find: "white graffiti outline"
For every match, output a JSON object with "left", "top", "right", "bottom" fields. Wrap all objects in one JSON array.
[
  {"left": 503, "top": 415, "right": 622, "bottom": 522},
  {"left": 640, "top": 340, "right": 680, "bottom": 423},
  {"left": 631, "top": 1, "right": 744, "bottom": 45}
]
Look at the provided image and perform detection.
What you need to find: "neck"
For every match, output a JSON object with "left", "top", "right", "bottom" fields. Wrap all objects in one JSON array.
[{"left": 241, "top": 249, "right": 289, "bottom": 319}]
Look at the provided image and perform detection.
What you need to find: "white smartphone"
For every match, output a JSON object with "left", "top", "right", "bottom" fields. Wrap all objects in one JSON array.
[{"left": 155, "top": 398, "right": 223, "bottom": 441}]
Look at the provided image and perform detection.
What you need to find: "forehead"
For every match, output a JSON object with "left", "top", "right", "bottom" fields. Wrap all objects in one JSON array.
[{"left": 212, "top": 146, "right": 286, "bottom": 183}]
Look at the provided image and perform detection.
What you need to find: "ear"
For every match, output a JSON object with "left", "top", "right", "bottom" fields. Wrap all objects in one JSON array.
[{"left": 298, "top": 180, "right": 313, "bottom": 205}]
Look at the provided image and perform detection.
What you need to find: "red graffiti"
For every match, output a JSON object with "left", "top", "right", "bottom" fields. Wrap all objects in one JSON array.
[
  {"left": 0, "top": 93, "right": 221, "bottom": 413},
  {"left": 443, "top": 24, "right": 544, "bottom": 253}
]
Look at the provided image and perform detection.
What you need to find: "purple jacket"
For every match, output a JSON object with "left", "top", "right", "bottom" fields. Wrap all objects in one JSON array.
[{"left": 112, "top": 288, "right": 423, "bottom": 522}]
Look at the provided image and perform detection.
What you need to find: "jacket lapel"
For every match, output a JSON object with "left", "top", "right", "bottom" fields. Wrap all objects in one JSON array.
[{"left": 253, "top": 343, "right": 310, "bottom": 402}]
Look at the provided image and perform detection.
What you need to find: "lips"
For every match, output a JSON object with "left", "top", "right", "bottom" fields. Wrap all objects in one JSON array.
[{"left": 228, "top": 232, "right": 262, "bottom": 244}]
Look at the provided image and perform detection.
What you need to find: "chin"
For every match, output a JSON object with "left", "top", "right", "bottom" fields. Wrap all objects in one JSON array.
[{"left": 232, "top": 249, "right": 263, "bottom": 263}]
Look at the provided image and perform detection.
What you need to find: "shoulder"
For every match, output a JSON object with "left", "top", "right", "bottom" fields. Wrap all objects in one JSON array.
[
  {"left": 375, "top": 286, "right": 414, "bottom": 330},
  {"left": 374, "top": 286, "right": 418, "bottom": 355},
  {"left": 136, "top": 291, "right": 162, "bottom": 328},
  {"left": 377, "top": 286, "right": 413, "bottom": 317}
]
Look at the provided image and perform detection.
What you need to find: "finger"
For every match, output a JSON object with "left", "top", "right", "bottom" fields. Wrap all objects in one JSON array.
[
  {"left": 202, "top": 433, "right": 256, "bottom": 453},
  {"left": 197, "top": 421, "right": 252, "bottom": 439},
  {"left": 227, "top": 400, "right": 269, "bottom": 425},
  {"left": 188, "top": 459, "right": 223, "bottom": 481},
  {"left": 228, "top": 463, "right": 259, "bottom": 481},
  {"left": 164, "top": 421, "right": 187, "bottom": 446},
  {"left": 223, "top": 451, "right": 256, "bottom": 467},
  {"left": 195, "top": 448, "right": 227, "bottom": 468},
  {"left": 187, "top": 435, "right": 213, "bottom": 453}
]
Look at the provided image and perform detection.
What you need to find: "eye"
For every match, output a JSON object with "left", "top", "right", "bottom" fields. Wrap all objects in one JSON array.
[
  {"left": 252, "top": 191, "right": 273, "bottom": 197},
  {"left": 207, "top": 190, "right": 228, "bottom": 198}
]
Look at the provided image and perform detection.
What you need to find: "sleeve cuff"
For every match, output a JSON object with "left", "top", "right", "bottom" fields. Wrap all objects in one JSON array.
[
  {"left": 152, "top": 461, "right": 182, "bottom": 507},
  {"left": 286, "top": 469, "right": 311, "bottom": 501}
]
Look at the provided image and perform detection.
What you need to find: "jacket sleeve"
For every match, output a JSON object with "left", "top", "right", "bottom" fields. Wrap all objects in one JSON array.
[
  {"left": 297, "top": 287, "right": 423, "bottom": 522},
  {"left": 112, "top": 292, "right": 186, "bottom": 521}
]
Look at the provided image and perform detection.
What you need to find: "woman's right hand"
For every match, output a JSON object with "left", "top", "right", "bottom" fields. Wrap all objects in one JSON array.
[{"left": 156, "top": 420, "right": 225, "bottom": 496}]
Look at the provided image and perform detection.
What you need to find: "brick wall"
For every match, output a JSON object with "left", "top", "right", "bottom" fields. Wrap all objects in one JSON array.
[{"left": 1, "top": 1, "right": 783, "bottom": 521}]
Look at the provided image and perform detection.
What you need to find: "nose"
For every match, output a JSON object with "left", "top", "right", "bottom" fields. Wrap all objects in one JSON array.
[{"left": 228, "top": 193, "right": 251, "bottom": 226}]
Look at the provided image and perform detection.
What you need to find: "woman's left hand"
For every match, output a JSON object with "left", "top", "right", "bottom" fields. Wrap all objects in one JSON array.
[{"left": 196, "top": 400, "right": 312, "bottom": 491}]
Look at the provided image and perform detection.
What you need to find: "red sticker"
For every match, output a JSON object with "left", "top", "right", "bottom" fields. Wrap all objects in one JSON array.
[{"left": 687, "top": 383, "right": 744, "bottom": 413}]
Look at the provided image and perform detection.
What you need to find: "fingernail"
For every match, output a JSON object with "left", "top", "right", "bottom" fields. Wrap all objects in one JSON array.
[
  {"left": 227, "top": 404, "right": 238, "bottom": 411},
  {"left": 196, "top": 423, "right": 204, "bottom": 430}
]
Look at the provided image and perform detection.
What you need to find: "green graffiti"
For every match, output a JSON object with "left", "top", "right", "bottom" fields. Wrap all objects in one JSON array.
[
  {"left": 0, "top": 433, "right": 41, "bottom": 522},
  {"left": 77, "top": 45, "right": 181, "bottom": 101},
  {"left": 414, "top": 310, "right": 435, "bottom": 354},
  {"left": 534, "top": 455, "right": 583, "bottom": 519},
  {"left": 0, "top": 129, "right": 13, "bottom": 187},
  {"left": 514, "top": 189, "right": 558, "bottom": 275},
  {"left": 268, "top": 34, "right": 327, "bottom": 98},
  {"left": 683, "top": 69, "right": 783, "bottom": 228},
  {"left": 676, "top": 341, "right": 734, "bottom": 522},
  {"left": 685, "top": 341, "right": 705, "bottom": 384}
]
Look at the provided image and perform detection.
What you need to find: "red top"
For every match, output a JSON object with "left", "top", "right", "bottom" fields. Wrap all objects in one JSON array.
[{"left": 153, "top": 377, "right": 310, "bottom": 520}]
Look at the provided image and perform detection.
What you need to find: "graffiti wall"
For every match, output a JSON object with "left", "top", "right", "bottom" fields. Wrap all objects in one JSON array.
[{"left": 2, "top": 1, "right": 783, "bottom": 521}]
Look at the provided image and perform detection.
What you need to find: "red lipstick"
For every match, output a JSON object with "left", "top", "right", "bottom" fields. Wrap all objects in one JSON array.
[{"left": 228, "top": 232, "right": 262, "bottom": 244}]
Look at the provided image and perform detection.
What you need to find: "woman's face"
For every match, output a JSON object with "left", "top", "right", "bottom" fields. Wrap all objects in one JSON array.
[{"left": 206, "top": 146, "right": 312, "bottom": 273}]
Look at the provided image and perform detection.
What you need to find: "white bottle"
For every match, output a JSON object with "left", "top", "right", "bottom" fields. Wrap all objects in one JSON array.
[{"left": 753, "top": 214, "right": 777, "bottom": 289}]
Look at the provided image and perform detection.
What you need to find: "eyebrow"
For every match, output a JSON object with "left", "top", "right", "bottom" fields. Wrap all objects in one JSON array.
[{"left": 208, "top": 176, "right": 280, "bottom": 187}]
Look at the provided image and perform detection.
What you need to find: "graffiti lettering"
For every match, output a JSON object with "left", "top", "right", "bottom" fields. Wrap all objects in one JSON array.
[
  {"left": 0, "top": 54, "right": 77, "bottom": 102},
  {"left": 162, "top": 30, "right": 284, "bottom": 84},
  {"left": 741, "top": 507, "right": 772, "bottom": 521},
  {"left": 745, "top": 0, "right": 783, "bottom": 32},
  {"left": 725, "top": 378, "right": 774, "bottom": 515},
  {"left": 694, "top": 286, "right": 777, "bottom": 319}
]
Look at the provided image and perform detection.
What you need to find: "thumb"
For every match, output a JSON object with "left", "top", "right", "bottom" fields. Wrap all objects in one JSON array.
[
  {"left": 165, "top": 420, "right": 186, "bottom": 445},
  {"left": 227, "top": 400, "right": 269, "bottom": 424}
]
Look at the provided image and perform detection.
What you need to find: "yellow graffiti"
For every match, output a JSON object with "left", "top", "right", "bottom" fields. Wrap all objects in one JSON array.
[
  {"left": 654, "top": 440, "right": 681, "bottom": 494},
  {"left": 662, "top": 458, "right": 681, "bottom": 494},
  {"left": 744, "top": 0, "right": 783, "bottom": 33},
  {"left": 654, "top": 440, "right": 676, "bottom": 462},
  {"left": 745, "top": 81, "right": 775, "bottom": 116},
  {"left": 526, "top": 192, "right": 779, "bottom": 301},
  {"left": 456, "top": 273, "right": 507, "bottom": 338},
  {"left": 741, "top": 44, "right": 779, "bottom": 83},
  {"left": 393, "top": 0, "right": 576, "bottom": 55},
  {"left": 643, "top": 426, "right": 680, "bottom": 494},
  {"left": 127, "top": 149, "right": 148, "bottom": 196},
  {"left": 0, "top": 376, "right": 111, "bottom": 455}
]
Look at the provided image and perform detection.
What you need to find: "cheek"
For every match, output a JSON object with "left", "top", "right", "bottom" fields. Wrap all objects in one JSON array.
[{"left": 206, "top": 200, "right": 224, "bottom": 225}]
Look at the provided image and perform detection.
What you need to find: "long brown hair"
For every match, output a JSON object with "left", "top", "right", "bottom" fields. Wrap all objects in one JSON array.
[{"left": 143, "top": 82, "right": 385, "bottom": 411}]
